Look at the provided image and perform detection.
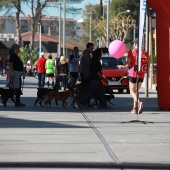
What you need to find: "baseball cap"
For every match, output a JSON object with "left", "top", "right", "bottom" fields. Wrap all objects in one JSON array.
[
  {"left": 132, "top": 38, "right": 138, "bottom": 43},
  {"left": 40, "top": 52, "right": 44, "bottom": 56},
  {"left": 11, "top": 44, "right": 20, "bottom": 50}
]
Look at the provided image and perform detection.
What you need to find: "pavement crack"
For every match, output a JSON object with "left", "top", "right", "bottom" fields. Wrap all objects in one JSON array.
[{"left": 79, "top": 109, "right": 121, "bottom": 164}]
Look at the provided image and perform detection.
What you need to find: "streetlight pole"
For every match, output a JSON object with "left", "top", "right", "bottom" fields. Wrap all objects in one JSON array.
[
  {"left": 145, "top": 5, "right": 150, "bottom": 97},
  {"left": 89, "top": 12, "right": 92, "bottom": 42},
  {"left": 103, "top": 7, "right": 105, "bottom": 20},
  {"left": 106, "top": 0, "right": 110, "bottom": 47},
  {"left": 63, "top": 0, "right": 66, "bottom": 56},
  {"left": 116, "top": 10, "right": 131, "bottom": 17},
  {"left": 38, "top": 23, "right": 41, "bottom": 57},
  {"left": 133, "top": 23, "right": 136, "bottom": 40},
  {"left": 102, "top": 1, "right": 106, "bottom": 20},
  {"left": 58, "top": 2, "right": 61, "bottom": 57}
]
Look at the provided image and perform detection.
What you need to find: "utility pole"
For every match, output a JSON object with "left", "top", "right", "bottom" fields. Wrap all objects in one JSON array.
[
  {"left": 145, "top": 5, "right": 150, "bottom": 97},
  {"left": 38, "top": 23, "right": 41, "bottom": 57},
  {"left": 63, "top": 0, "right": 66, "bottom": 56},
  {"left": 58, "top": 2, "right": 61, "bottom": 57},
  {"left": 89, "top": 12, "right": 92, "bottom": 42},
  {"left": 106, "top": 0, "right": 110, "bottom": 47}
]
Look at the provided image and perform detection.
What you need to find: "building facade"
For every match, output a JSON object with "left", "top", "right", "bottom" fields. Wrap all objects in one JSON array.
[{"left": 0, "top": 15, "right": 85, "bottom": 40}]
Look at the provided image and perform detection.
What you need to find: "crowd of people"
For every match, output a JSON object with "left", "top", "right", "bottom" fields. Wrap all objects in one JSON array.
[{"left": 0, "top": 40, "right": 149, "bottom": 113}]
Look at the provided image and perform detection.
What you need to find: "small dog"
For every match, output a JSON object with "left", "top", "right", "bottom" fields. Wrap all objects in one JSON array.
[
  {"left": 92, "top": 85, "right": 115, "bottom": 108},
  {"left": 104, "top": 85, "right": 115, "bottom": 106},
  {"left": 70, "top": 83, "right": 89, "bottom": 108},
  {"left": 0, "top": 88, "right": 16, "bottom": 107},
  {"left": 34, "top": 86, "right": 59, "bottom": 107},
  {"left": 70, "top": 83, "right": 115, "bottom": 108},
  {"left": 44, "top": 90, "right": 70, "bottom": 108}
]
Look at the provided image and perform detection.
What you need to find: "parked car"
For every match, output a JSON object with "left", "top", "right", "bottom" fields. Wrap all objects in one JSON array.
[{"left": 101, "top": 53, "right": 130, "bottom": 93}]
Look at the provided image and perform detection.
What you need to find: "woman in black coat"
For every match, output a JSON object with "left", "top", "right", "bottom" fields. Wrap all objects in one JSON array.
[{"left": 80, "top": 48, "right": 108, "bottom": 108}]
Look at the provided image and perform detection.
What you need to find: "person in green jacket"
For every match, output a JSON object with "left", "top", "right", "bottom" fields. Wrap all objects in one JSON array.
[{"left": 45, "top": 55, "right": 55, "bottom": 88}]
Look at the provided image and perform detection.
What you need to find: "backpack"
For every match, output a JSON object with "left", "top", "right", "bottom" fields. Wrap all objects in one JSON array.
[{"left": 132, "top": 49, "right": 149, "bottom": 74}]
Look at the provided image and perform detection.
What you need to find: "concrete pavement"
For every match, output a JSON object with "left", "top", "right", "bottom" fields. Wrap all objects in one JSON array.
[{"left": 0, "top": 75, "right": 170, "bottom": 169}]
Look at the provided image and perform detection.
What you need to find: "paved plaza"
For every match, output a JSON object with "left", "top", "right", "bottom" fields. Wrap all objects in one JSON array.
[{"left": 0, "top": 76, "right": 170, "bottom": 170}]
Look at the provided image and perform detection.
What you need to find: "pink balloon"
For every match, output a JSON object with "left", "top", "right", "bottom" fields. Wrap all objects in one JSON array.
[{"left": 108, "top": 40, "right": 126, "bottom": 59}]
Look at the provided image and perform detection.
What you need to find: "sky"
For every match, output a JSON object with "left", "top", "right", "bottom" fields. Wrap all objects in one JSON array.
[
  {"left": 44, "top": 0, "right": 100, "bottom": 20},
  {"left": 0, "top": 0, "right": 101, "bottom": 20}
]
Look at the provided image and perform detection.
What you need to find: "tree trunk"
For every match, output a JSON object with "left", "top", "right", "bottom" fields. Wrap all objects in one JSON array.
[
  {"left": 30, "top": 19, "right": 35, "bottom": 51},
  {"left": 16, "top": 12, "right": 20, "bottom": 45},
  {"left": 15, "top": 0, "right": 21, "bottom": 46}
]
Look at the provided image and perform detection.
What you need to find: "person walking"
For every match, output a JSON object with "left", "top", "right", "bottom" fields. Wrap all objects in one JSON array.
[
  {"left": 37, "top": 52, "right": 46, "bottom": 88},
  {"left": 9, "top": 44, "right": 25, "bottom": 107},
  {"left": 80, "top": 43, "right": 94, "bottom": 83},
  {"left": 117, "top": 38, "right": 149, "bottom": 114},
  {"left": 55, "top": 54, "right": 63, "bottom": 87},
  {"left": 57, "top": 55, "right": 69, "bottom": 91},
  {"left": 79, "top": 48, "right": 108, "bottom": 108},
  {"left": 45, "top": 54, "right": 55, "bottom": 88},
  {"left": 68, "top": 47, "right": 80, "bottom": 87}
]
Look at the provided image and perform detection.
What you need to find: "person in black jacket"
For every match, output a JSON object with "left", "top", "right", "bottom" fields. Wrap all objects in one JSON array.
[
  {"left": 57, "top": 55, "right": 69, "bottom": 91},
  {"left": 9, "top": 44, "right": 25, "bottom": 107},
  {"left": 79, "top": 48, "right": 108, "bottom": 108}
]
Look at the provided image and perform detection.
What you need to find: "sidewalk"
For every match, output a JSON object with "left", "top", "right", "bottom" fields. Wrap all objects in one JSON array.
[{"left": 0, "top": 76, "right": 170, "bottom": 169}]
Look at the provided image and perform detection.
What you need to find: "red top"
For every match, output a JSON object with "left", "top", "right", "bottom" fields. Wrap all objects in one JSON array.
[
  {"left": 128, "top": 48, "right": 147, "bottom": 79},
  {"left": 37, "top": 56, "right": 46, "bottom": 73}
]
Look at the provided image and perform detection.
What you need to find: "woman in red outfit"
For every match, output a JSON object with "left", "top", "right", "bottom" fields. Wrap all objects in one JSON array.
[{"left": 118, "top": 38, "right": 149, "bottom": 114}]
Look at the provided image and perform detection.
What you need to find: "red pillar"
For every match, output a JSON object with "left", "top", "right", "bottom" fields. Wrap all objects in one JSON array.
[{"left": 147, "top": 0, "right": 170, "bottom": 110}]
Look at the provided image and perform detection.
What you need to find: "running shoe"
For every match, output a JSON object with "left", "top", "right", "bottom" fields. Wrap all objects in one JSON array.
[
  {"left": 131, "top": 108, "right": 137, "bottom": 114},
  {"left": 138, "top": 102, "right": 144, "bottom": 114}
]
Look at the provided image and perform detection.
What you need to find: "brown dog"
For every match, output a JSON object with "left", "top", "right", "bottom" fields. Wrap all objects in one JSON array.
[
  {"left": 34, "top": 86, "right": 59, "bottom": 107},
  {"left": 44, "top": 90, "right": 70, "bottom": 108}
]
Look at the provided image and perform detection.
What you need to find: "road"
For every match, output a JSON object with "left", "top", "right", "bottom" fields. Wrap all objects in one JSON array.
[{"left": 0, "top": 75, "right": 170, "bottom": 170}]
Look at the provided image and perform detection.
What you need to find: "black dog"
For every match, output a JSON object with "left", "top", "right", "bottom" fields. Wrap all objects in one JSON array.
[
  {"left": 70, "top": 83, "right": 89, "bottom": 108},
  {"left": 92, "top": 85, "right": 115, "bottom": 107},
  {"left": 104, "top": 85, "right": 115, "bottom": 106},
  {"left": 34, "top": 86, "right": 59, "bottom": 107},
  {"left": 0, "top": 88, "right": 16, "bottom": 107}
]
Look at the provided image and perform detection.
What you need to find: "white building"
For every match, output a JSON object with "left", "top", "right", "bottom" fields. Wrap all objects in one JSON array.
[
  {"left": 0, "top": 15, "right": 85, "bottom": 40},
  {"left": 76, "top": 19, "right": 86, "bottom": 38}
]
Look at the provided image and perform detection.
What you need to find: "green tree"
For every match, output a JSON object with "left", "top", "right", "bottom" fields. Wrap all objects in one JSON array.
[
  {"left": 110, "top": 0, "right": 139, "bottom": 23},
  {"left": 92, "top": 15, "right": 135, "bottom": 46},
  {"left": 19, "top": 45, "right": 38, "bottom": 64},
  {"left": 98, "top": 0, "right": 103, "bottom": 19},
  {"left": 81, "top": 2, "right": 135, "bottom": 46},
  {"left": 110, "top": 0, "right": 139, "bottom": 44},
  {"left": 18, "top": 46, "right": 30, "bottom": 64}
]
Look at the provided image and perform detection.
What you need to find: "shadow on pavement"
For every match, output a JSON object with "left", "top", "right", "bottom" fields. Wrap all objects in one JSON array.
[
  {"left": 0, "top": 96, "right": 163, "bottom": 113},
  {"left": 0, "top": 116, "right": 89, "bottom": 128}
]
